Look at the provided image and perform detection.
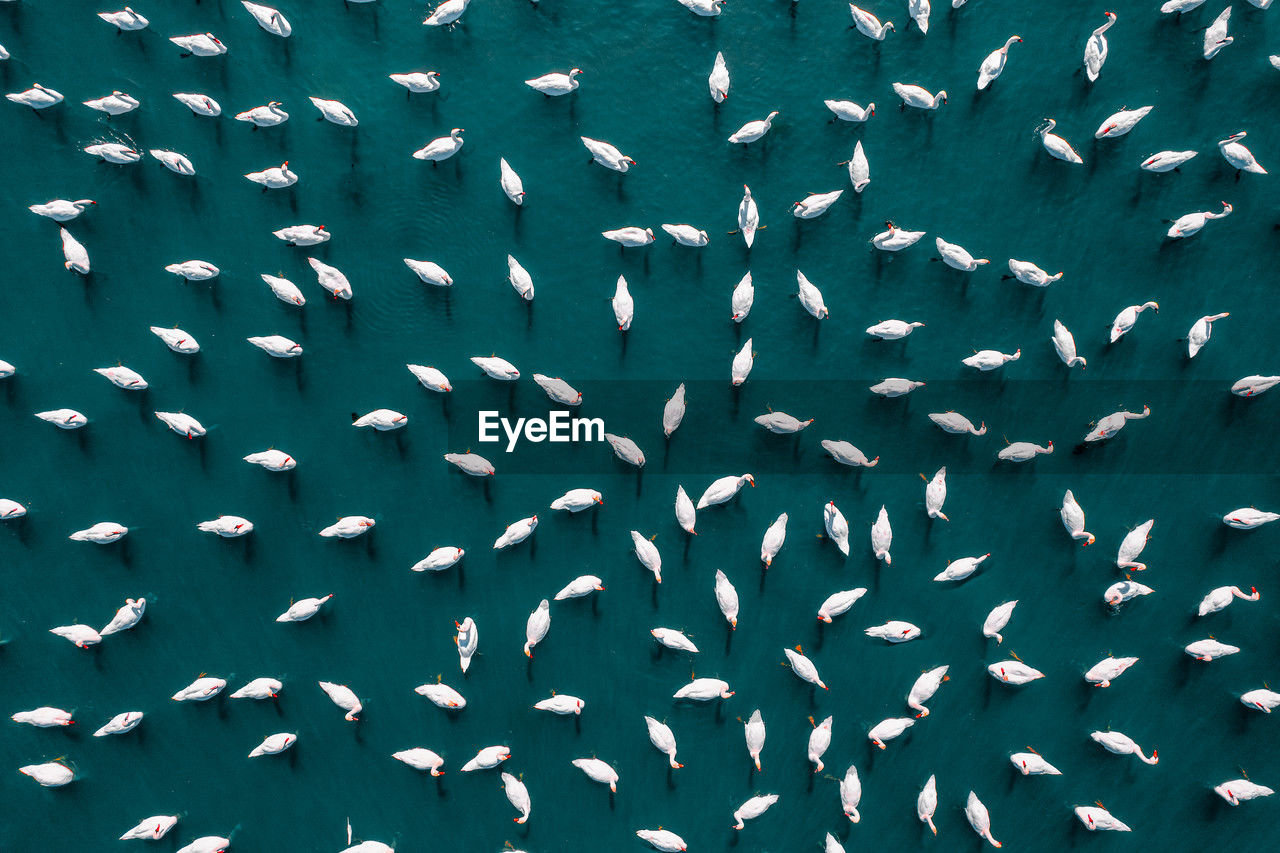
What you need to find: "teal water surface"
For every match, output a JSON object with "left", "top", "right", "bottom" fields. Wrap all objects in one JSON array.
[{"left": 2, "top": 1, "right": 1279, "bottom": 851}]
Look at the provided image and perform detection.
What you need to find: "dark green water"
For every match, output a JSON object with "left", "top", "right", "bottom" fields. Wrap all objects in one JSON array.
[{"left": 2, "top": 0, "right": 1278, "bottom": 850}]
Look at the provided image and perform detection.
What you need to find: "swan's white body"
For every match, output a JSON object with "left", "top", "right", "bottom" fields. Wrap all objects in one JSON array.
[
  {"left": 1061, "top": 490, "right": 1095, "bottom": 545},
  {"left": 1110, "top": 301, "right": 1158, "bottom": 342},
  {"left": 907, "top": 666, "right": 949, "bottom": 716},
  {"left": 982, "top": 601, "right": 1018, "bottom": 643},
  {"left": 978, "top": 36, "right": 1022, "bottom": 90},
  {"left": 1083, "top": 12, "right": 1116, "bottom": 82},
  {"left": 1039, "top": 119, "right": 1082, "bottom": 164}
]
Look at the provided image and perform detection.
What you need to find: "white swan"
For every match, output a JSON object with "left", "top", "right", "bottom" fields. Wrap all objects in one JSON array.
[
  {"left": 526, "top": 68, "right": 581, "bottom": 96},
  {"left": 413, "top": 129, "right": 465, "bottom": 163},
  {"left": 1038, "top": 118, "right": 1082, "bottom": 164},
  {"left": 709, "top": 52, "right": 730, "bottom": 102},
  {"left": 391, "top": 71, "right": 441, "bottom": 94},
  {"left": 892, "top": 83, "right": 946, "bottom": 110},
  {"left": 1110, "top": 301, "right": 1158, "bottom": 341},
  {"left": 310, "top": 96, "right": 357, "bottom": 126},
  {"left": 978, "top": 36, "right": 1022, "bottom": 90},
  {"left": 1096, "top": 106, "right": 1153, "bottom": 138},
  {"left": 1219, "top": 132, "right": 1266, "bottom": 174},
  {"left": 173, "top": 92, "right": 221, "bottom": 116},
  {"left": 1083, "top": 12, "right": 1116, "bottom": 82},
  {"left": 1187, "top": 312, "right": 1229, "bottom": 357}
]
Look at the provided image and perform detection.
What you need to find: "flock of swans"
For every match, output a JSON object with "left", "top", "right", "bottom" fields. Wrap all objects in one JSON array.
[{"left": 3, "top": 1, "right": 1279, "bottom": 851}]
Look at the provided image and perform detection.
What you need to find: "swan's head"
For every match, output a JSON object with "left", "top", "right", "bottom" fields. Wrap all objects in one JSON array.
[
  {"left": 451, "top": 128, "right": 465, "bottom": 137},
  {"left": 766, "top": 110, "right": 779, "bottom": 121},
  {"left": 570, "top": 68, "right": 583, "bottom": 77},
  {"left": 1105, "top": 11, "right": 1115, "bottom": 19}
]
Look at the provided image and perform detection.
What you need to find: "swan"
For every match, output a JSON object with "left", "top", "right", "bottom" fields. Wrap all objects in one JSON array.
[
  {"left": 824, "top": 502, "right": 850, "bottom": 557},
  {"left": 1084, "top": 405, "right": 1150, "bottom": 442},
  {"left": 893, "top": 83, "right": 946, "bottom": 109},
  {"left": 1203, "top": 7, "right": 1232, "bottom": 59},
  {"left": 731, "top": 339, "right": 756, "bottom": 386},
  {"left": 1011, "top": 750, "right": 1061, "bottom": 775},
  {"left": 415, "top": 680, "right": 466, "bottom": 709},
  {"left": 872, "top": 222, "right": 925, "bottom": 251},
  {"left": 1141, "top": 150, "right": 1197, "bottom": 172},
  {"left": 729, "top": 111, "right": 778, "bottom": 145},
  {"left": 94, "top": 365, "right": 147, "bottom": 389},
  {"left": 150, "top": 150, "right": 195, "bottom": 175},
  {"left": 1215, "top": 779, "right": 1275, "bottom": 806},
  {"left": 36, "top": 408, "right": 88, "bottom": 429},
  {"left": 534, "top": 694, "right": 584, "bottom": 715},
  {"left": 352, "top": 409, "right": 407, "bottom": 431},
  {"left": 673, "top": 677, "right": 734, "bottom": 700},
  {"left": 909, "top": 0, "right": 931, "bottom": 33},
  {"left": 661, "top": 224, "right": 709, "bottom": 247},
  {"left": 849, "top": 4, "right": 894, "bottom": 40},
  {"left": 70, "top": 522, "right": 128, "bottom": 543},
  {"left": 709, "top": 51, "right": 730, "bottom": 102},
  {"left": 794, "top": 190, "right": 843, "bottom": 219},
  {"left": 173, "top": 92, "right": 221, "bottom": 116},
  {"left": 550, "top": 488, "right": 601, "bottom": 512},
  {"left": 869, "top": 376, "right": 923, "bottom": 396},
  {"left": 651, "top": 628, "right": 698, "bottom": 653},
  {"left": 1161, "top": 0, "right": 1207, "bottom": 13},
  {"left": 230, "top": 678, "right": 282, "bottom": 699},
  {"left": 309, "top": 96, "right": 357, "bottom": 126},
  {"left": 172, "top": 676, "right": 226, "bottom": 701},
  {"left": 1218, "top": 132, "right": 1266, "bottom": 174},
  {"left": 797, "top": 272, "right": 828, "bottom": 319},
  {"left": 821, "top": 440, "right": 879, "bottom": 467},
  {"left": 391, "top": 71, "right": 441, "bottom": 94},
  {"left": 809, "top": 716, "right": 833, "bottom": 772},
  {"left": 743, "top": 709, "right": 766, "bottom": 769},
  {"left": 526, "top": 68, "right": 582, "bottom": 96},
  {"left": 197, "top": 516, "right": 254, "bottom": 537},
  {"left": 1083, "top": 12, "right": 1116, "bottom": 82},
  {"left": 676, "top": 0, "right": 725, "bottom": 15},
  {"left": 51, "top": 624, "right": 102, "bottom": 647},
  {"left": 732, "top": 794, "right": 779, "bottom": 830},
  {"left": 393, "top": 748, "right": 445, "bottom": 775},
  {"left": 7, "top": 83, "right": 64, "bottom": 109},
  {"left": 964, "top": 348, "right": 1020, "bottom": 371},
  {"left": 1242, "top": 689, "right": 1280, "bottom": 713},
  {"left": 731, "top": 272, "right": 754, "bottom": 322},
  {"left": 309, "top": 257, "right": 352, "bottom": 299},
  {"left": 1061, "top": 490, "right": 1095, "bottom": 545},
  {"left": 929, "top": 411, "right": 986, "bottom": 435},
  {"left": 277, "top": 594, "right": 332, "bottom": 622},
  {"left": 1224, "top": 508, "right": 1280, "bottom": 528},
  {"left": 825, "top": 100, "right": 873, "bottom": 122},
  {"left": 988, "top": 660, "right": 1044, "bottom": 684},
  {"left": 248, "top": 335, "right": 302, "bottom": 358},
  {"left": 738, "top": 185, "right": 759, "bottom": 248},
  {"left": 495, "top": 158, "right": 525, "bottom": 206},
  {"left": 445, "top": 452, "right": 495, "bottom": 476},
  {"left": 846, "top": 140, "right": 870, "bottom": 192},
  {"left": 1232, "top": 378, "right": 1280, "bottom": 398},
  {"left": 243, "top": 2, "right": 291, "bottom": 37},
  {"left": 867, "top": 319, "right": 925, "bottom": 340},
  {"left": 235, "top": 101, "right": 288, "bottom": 126},
  {"left": 412, "top": 546, "right": 464, "bottom": 573},
  {"left": 581, "top": 136, "right": 635, "bottom": 172},
  {"left": 998, "top": 441, "right": 1053, "bottom": 462},
  {"left": 675, "top": 485, "right": 697, "bottom": 534},
  {"left": 1076, "top": 805, "right": 1130, "bottom": 831},
  {"left": 1186, "top": 638, "right": 1241, "bottom": 660},
  {"left": 245, "top": 162, "right": 297, "bottom": 188},
  {"left": 978, "top": 36, "right": 1022, "bottom": 90},
  {"left": 519, "top": 599, "right": 551, "bottom": 657},
  {"left": 19, "top": 763, "right": 74, "bottom": 787},
  {"left": 119, "top": 816, "right": 178, "bottom": 841},
  {"left": 274, "top": 224, "right": 329, "bottom": 246},
  {"left": 1, "top": 498, "right": 27, "bottom": 519},
  {"left": 1096, "top": 106, "right": 1154, "bottom": 139},
  {"left": 715, "top": 569, "right": 739, "bottom": 628},
  {"left": 414, "top": 129, "right": 466, "bottom": 163},
  {"left": 983, "top": 601, "right": 1018, "bottom": 643},
  {"left": 1104, "top": 580, "right": 1154, "bottom": 607},
  {"left": 869, "top": 717, "right": 915, "bottom": 749},
  {"left": 176, "top": 838, "right": 231, "bottom": 853},
  {"left": 866, "top": 621, "right": 920, "bottom": 642},
  {"left": 84, "top": 143, "right": 141, "bottom": 164},
  {"left": 636, "top": 829, "right": 687, "bottom": 852},
  {"left": 1006, "top": 258, "right": 1063, "bottom": 286},
  {"left": 244, "top": 450, "right": 295, "bottom": 471},
  {"left": 645, "top": 716, "right": 683, "bottom": 768},
  {"left": 1116, "top": 519, "right": 1154, "bottom": 570},
  {"left": 11, "top": 707, "right": 73, "bottom": 727},
  {"left": 839, "top": 765, "right": 862, "bottom": 822},
  {"left": 966, "top": 791, "right": 1002, "bottom": 847},
  {"left": 918, "top": 776, "right": 938, "bottom": 835},
  {"left": 499, "top": 772, "right": 532, "bottom": 824},
  {"left": 819, "top": 588, "right": 866, "bottom": 623},
  {"left": 1091, "top": 730, "right": 1158, "bottom": 763},
  {"left": 98, "top": 8, "right": 149, "bottom": 31},
  {"left": 408, "top": 364, "right": 451, "bottom": 392},
  {"left": 30, "top": 199, "right": 96, "bottom": 221},
  {"left": 1169, "top": 203, "right": 1231, "bottom": 239},
  {"left": 871, "top": 506, "right": 892, "bottom": 563},
  {"left": 603, "top": 226, "right": 655, "bottom": 248},
  {"left": 170, "top": 33, "right": 227, "bottom": 57},
  {"left": 935, "top": 236, "right": 988, "bottom": 270},
  {"left": 1187, "top": 312, "right": 1229, "bottom": 357},
  {"left": 934, "top": 553, "right": 990, "bottom": 582},
  {"left": 604, "top": 433, "right": 645, "bottom": 466},
  {"left": 1038, "top": 118, "right": 1082, "bottom": 163},
  {"left": 494, "top": 516, "right": 538, "bottom": 549},
  {"left": 318, "top": 681, "right": 362, "bottom": 720},
  {"left": 612, "top": 275, "right": 635, "bottom": 330},
  {"left": 83, "top": 91, "right": 139, "bottom": 115},
  {"left": 1085, "top": 655, "right": 1139, "bottom": 687},
  {"left": 907, "top": 665, "right": 950, "bottom": 716},
  {"left": 319, "top": 516, "right": 375, "bottom": 538},
  {"left": 423, "top": 0, "right": 470, "bottom": 27},
  {"left": 785, "top": 646, "right": 827, "bottom": 689},
  {"left": 165, "top": 260, "right": 219, "bottom": 282},
  {"left": 1198, "top": 585, "right": 1260, "bottom": 616},
  {"left": 249, "top": 733, "right": 296, "bottom": 757},
  {"left": 1110, "top": 301, "right": 1158, "bottom": 341}
]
